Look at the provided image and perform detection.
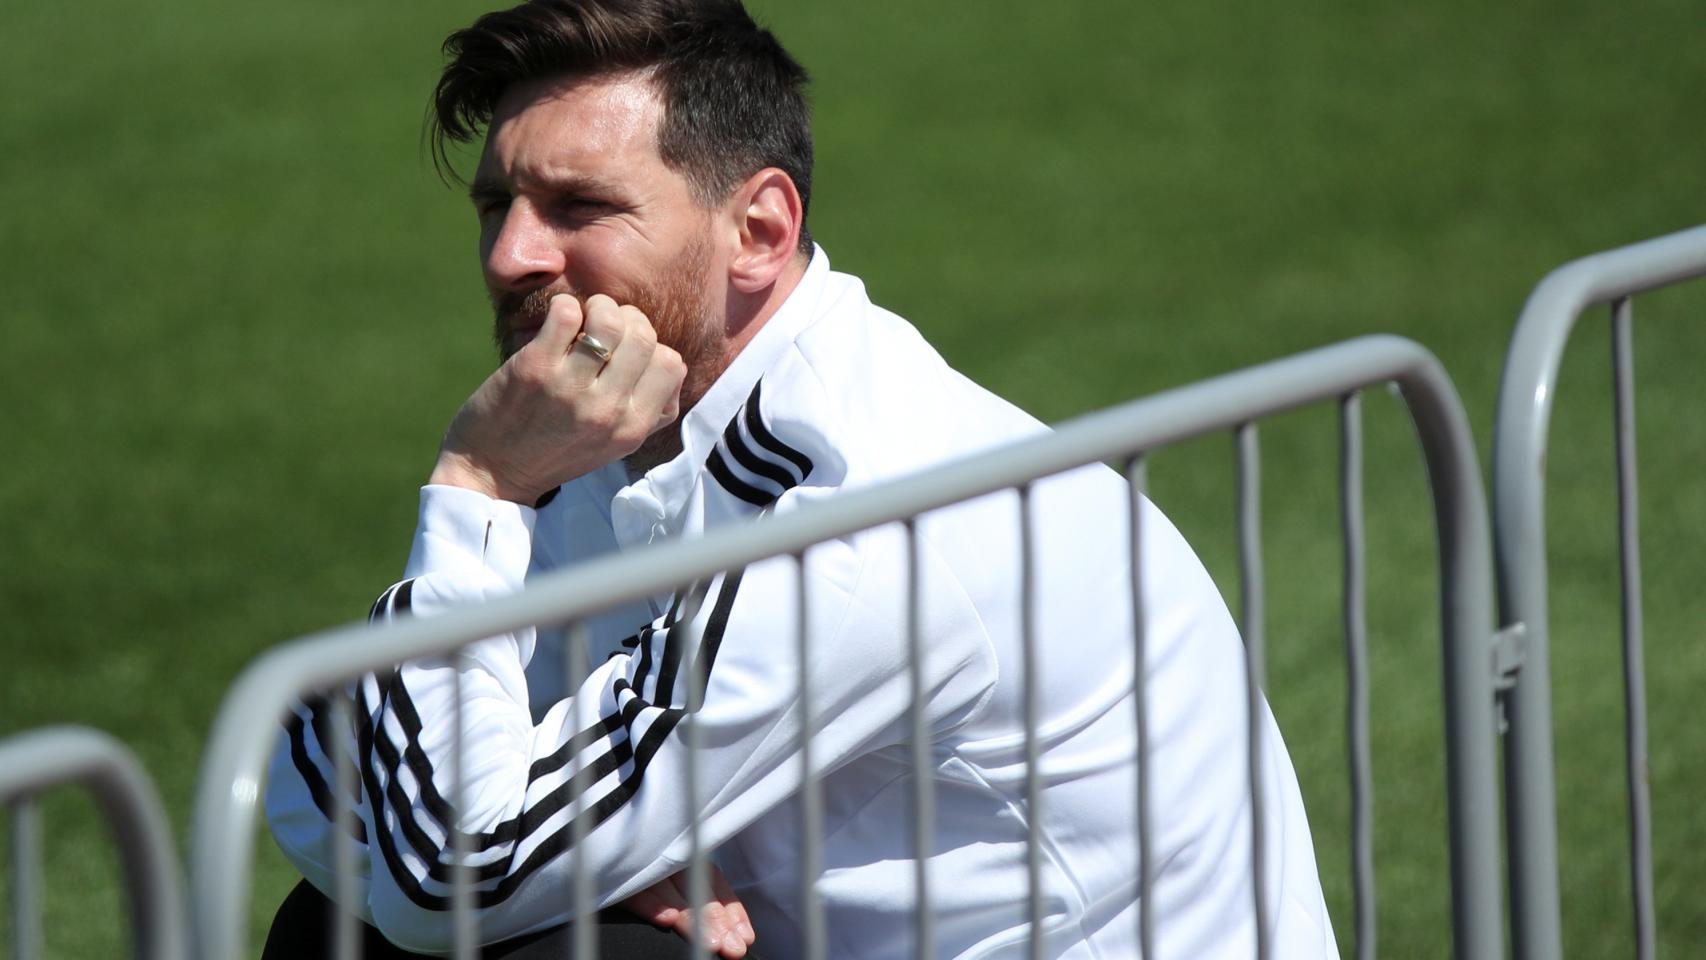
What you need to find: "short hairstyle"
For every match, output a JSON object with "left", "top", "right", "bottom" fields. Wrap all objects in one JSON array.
[{"left": 432, "top": 0, "right": 815, "bottom": 252}]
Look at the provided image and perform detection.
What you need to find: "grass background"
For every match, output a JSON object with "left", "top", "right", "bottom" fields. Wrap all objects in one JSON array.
[{"left": 3, "top": 0, "right": 1704, "bottom": 955}]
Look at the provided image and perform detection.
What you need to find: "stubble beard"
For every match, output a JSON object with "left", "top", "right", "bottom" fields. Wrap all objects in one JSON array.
[{"left": 490, "top": 232, "right": 722, "bottom": 479}]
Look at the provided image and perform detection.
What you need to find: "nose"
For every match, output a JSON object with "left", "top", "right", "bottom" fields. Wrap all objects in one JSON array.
[{"left": 482, "top": 199, "right": 565, "bottom": 293}]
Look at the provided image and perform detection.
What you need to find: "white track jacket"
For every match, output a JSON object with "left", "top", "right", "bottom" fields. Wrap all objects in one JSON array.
[{"left": 267, "top": 248, "right": 1338, "bottom": 958}]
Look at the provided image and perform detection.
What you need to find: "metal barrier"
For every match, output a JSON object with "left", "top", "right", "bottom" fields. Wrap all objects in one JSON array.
[
  {"left": 190, "top": 334, "right": 1504, "bottom": 959},
  {"left": 1491, "top": 223, "right": 1706, "bottom": 960},
  {"left": 0, "top": 726, "right": 185, "bottom": 960}
]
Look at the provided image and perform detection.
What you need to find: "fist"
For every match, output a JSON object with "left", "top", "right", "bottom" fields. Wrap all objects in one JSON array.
[{"left": 430, "top": 293, "right": 687, "bottom": 504}]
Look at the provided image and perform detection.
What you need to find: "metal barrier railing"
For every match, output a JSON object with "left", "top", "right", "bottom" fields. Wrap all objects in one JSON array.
[
  {"left": 0, "top": 726, "right": 185, "bottom": 960},
  {"left": 1491, "top": 223, "right": 1706, "bottom": 960},
  {"left": 189, "top": 334, "right": 1504, "bottom": 960}
]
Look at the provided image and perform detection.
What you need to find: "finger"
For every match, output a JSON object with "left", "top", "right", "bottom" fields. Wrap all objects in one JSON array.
[
  {"left": 594, "top": 303, "right": 657, "bottom": 394},
  {"left": 710, "top": 867, "right": 756, "bottom": 947},
  {"left": 530, "top": 293, "right": 585, "bottom": 359},
  {"left": 684, "top": 900, "right": 736, "bottom": 956},
  {"left": 566, "top": 293, "right": 624, "bottom": 383},
  {"left": 661, "top": 870, "right": 739, "bottom": 955},
  {"left": 624, "top": 875, "right": 693, "bottom": 929},
  {"left": 629, "top": 346, "right": 686, "bottom": 432},
  {"left": 619, "top": 887, "right": 684, "bottom": 928}
]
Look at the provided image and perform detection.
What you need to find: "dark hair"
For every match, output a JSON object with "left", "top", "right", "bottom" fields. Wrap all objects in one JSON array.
[{"left": 432, "top": 0, "right": 814, "bottom": 252}]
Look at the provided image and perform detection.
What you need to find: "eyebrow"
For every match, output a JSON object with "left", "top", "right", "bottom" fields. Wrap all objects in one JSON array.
[
  {"left": 468, "top": 177, "right": 508, "bottom": 204},
  {"left": 468, "top": 172, "right": 623, "bottom": 204}
]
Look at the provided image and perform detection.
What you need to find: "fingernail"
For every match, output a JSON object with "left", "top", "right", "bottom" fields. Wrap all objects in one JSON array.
[{"left": 738, "top": 921, "right": 755, "bottom": 942}]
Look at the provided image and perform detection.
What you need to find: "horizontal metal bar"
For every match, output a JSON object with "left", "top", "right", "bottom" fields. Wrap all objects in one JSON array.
[{"left": 191, "top": 334, "right": 1503, "bottom": 960}]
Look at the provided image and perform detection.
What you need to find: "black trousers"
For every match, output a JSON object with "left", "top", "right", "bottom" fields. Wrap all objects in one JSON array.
[{"left": 262, "top": 880, "right": 697, "bottom": 959}]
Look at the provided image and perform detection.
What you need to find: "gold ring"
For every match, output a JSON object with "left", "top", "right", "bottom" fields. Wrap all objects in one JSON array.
[{"left": 574, "top": 332, "right": 613, "bottom": 364}]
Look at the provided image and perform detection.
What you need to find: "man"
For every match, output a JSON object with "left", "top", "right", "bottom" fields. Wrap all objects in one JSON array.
[{"left": 265, "top": 1, "right": 1339, "bottom": 957}]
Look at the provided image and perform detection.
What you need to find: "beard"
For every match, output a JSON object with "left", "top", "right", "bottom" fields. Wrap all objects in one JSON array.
[{"left": 490, "top": 232, "right": 721, "bottom": 475}]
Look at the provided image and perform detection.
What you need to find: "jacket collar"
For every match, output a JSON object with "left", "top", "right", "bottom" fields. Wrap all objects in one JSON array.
[{"left": 608, "top": 245, "right": 830, "bottom": 548}]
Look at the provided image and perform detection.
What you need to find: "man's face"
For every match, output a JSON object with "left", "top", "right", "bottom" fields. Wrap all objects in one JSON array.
[{"left": 472, "top": 73, "right": 724, "bottom": 403}]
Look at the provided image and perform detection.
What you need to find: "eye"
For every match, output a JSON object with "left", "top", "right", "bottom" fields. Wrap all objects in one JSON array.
[
  {"left": 469, "top": 183, "right": 511, "bottom": 215},
  {"left": 556, "top": 197, "right": 613, "bottom": 220},
  {"left": 472, "top": 197, "right": 511, "bottom": 225}
]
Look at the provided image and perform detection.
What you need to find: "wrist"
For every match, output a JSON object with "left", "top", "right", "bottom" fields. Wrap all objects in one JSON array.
[{"left": 429, "top": 452, "right": 516, "bottom": 503}]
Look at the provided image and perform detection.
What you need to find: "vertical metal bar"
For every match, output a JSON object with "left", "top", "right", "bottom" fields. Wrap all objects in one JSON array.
[
  {"left": 1235, "top": 423, "right": 1269, "bottom": 960},
  {"left": 450, "top": 661, "right": 475, "bottom": 960},
  {"left": 795, "top": 552, "right": 827, "bottom": 960},
  {"left": 1611, "top": 297, "right": 1656, "bottom": 960},
  {"left": 684, "top": 583, "right": 711, "bottom": 960},
  {"left": 10, "top": 796, "right": 42, "bottom": 960},
  {"left": 329, "top": 692, "right": 361, "bottom": 960},
  {"left": 1339, "top": 394, "right": 1375, "bottom": 960},
  {"left": 565, "top": 622, "right": 596, "bottom": 960},
  {"left": 1124, "top": 456, "right": 1155, "bottom": 959},
  {"left": 1018, "top": 485, "right": 1044, "bottom": 960},
  {"left": 904, "top": 520, "right": 936, "bottom": 959}
]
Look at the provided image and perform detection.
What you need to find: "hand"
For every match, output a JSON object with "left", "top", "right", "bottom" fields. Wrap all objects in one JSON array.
[
  {"left": 618, "top": 865, "right": 757, "bottom": 958},
  {"left": 430, "top": 293, "right": 686, "bottom": 504}
]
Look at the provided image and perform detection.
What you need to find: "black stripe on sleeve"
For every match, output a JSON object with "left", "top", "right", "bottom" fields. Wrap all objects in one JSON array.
[
  {"left": 468, "top": 705, "right": 687, "bottom": 909},
  {"left": 307, "top": 695, "right": 364, "bottom": 806},
  {"left": 379, "top": 672, "right": 635, "bottom": 855},
  {"left": 368, "top": 610, "right": 674, "bottom": 863},
  {"left": 367, "top": 694, "right": 640, "bottom": 886},
  {"left": 363, "top": 570, "right": 745, "bottom": 909},
  {"left": 283, "top": 708, "right": 369, "bottom": 845},
  {"left": 393, "top": 578, "right": 416, "bottom": 616},
  {"left": 368, "top": 583, "right": 399, "bottom": 623},
  {"left": 367, "top": 683, "right": 670, "bottom": 902},
  {"left": 720, "top": 416, "right": 797, "bottom": 492},
  {"left": 649, "top": 579, "right": 714, "bottom": 711},
  {"left": 469, "top": 706, "right": 686, "bottom": 907},
  {"left": 744, "top": 380, "right": 814, "bottom": 482},
  {"left": 706, "top": 447, "right": 774, "bottom": 507},
  {"left": 694, "top": 568, "right": 745, "bottom": 701},
  {"left": 367, "top": 709, "right": 469, "bottom": 875},
  {"left": 367, "top": 578, "right": 417, "bottom": 625},
  {"left": 356, "top": 674, "right": 452, "bottom": 909},
  {"left": 371, "top": 594, "right": 690, "bottom": 861}
]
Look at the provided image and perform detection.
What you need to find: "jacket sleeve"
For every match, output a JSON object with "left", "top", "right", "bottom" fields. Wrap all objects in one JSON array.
[
  {"left": 264, "top": 691, "right": 377, "bottom": 923},
  {"left": 338, "top": 484, "right": 995, "bottom": 953},
  {"left": 263, "top": 483, "right": 542, "bottom": 930}
]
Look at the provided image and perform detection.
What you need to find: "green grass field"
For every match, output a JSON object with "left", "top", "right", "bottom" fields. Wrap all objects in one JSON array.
[{"left": 3, "top": 0, "right": 1705, "bottom": 955}]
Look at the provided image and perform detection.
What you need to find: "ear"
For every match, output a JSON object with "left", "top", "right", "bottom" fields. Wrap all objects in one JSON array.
[{"left": 725, "top": 168, "right": 804, "bottom": 294}]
